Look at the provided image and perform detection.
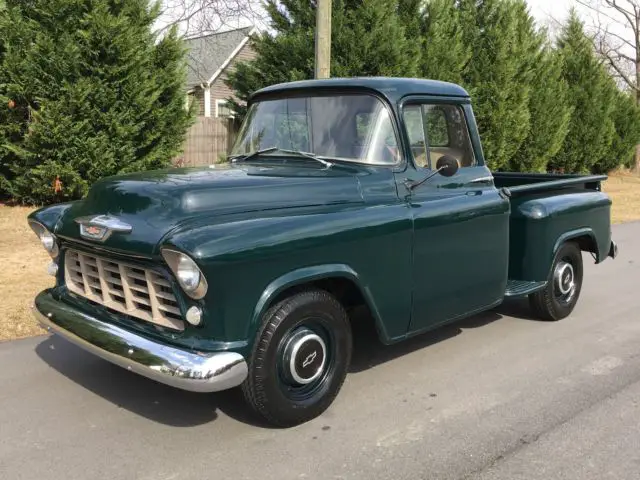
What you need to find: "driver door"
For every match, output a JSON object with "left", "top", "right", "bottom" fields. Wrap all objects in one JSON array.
[{"left": 398, "top": 98, "right": 510, "bottom": 334}]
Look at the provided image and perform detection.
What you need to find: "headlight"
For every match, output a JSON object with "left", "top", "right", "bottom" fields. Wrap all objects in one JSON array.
[
  {"left": 29, "top": 221, "right": 59, "bottom": 258},
  {"left": 161, "top": 248, "right": 208, "bottom": 299},
  {"left": 177, "top": 255, "right": 201, "bottom": 291}
]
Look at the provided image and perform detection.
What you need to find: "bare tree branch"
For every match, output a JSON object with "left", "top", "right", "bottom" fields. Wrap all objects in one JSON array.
[
  {"left": 570, "top": 0, "right": 639, "bottom": 95},
  {"left": 156, "top": 0, "right": 267, "bottom": 37},
  {"left": 603, "top": 49, "right": 639, "bottom": 88},
  {"left": 575, "top": 0, "right": 623, "bottom": 25},
  {"left": 608, "top": 29, "right": 635, "bottom": 49},
  {"left": 607, "top": 0, "right": 635, "bottom": 21}
]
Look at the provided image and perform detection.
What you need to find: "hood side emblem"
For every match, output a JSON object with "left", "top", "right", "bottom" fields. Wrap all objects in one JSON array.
[{"left": 75, "top": 215, "right": 133, "bottom": 242}]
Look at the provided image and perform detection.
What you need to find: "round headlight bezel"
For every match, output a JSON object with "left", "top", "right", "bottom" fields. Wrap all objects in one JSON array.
[
  {"left": 161, "top": 248, "right": 208, "bottom": 300},
  {"left": 28, "top": 220, "right": 59, "bottom": 258}
]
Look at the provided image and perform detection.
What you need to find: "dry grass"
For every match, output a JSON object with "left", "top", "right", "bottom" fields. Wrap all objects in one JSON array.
[
  {"left": 0, "top": 171, "right": 638, "bottom": 342},
  {"left": 603, "top": 169, "right": 640, "bottom": 224},
  {"left": 0, "top": 205, "right": 53, "bottom": 341}
]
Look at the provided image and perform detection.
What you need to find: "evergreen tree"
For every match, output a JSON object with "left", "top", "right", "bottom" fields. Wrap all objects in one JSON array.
[
  {"left": 457, "top": 0, "right": 540, "bottom": 170},
  {"left": 420, "top": 0, "right": 569, "bottom": 172},
  {"left": 597, "top": 89, "right": 640, "bottom": 173},
  {"left": 0, "top": 0, "right": 13, "bottom": 190},
  {"left": 420, "top": 0, "right": 471, "bottom": 85},
  {"left": 551, "top": 10, "right": 616, "bottom": 173},
  {"left": 397, "top": 0, "right": 424, "bottom": 44},
  {"left": 510, "top": 44, "right": 572, "bottom": 172},
  {"left": 0, "top": 0, "right": 193, "bottom": 204},
  {"left": 226, "top": 0, "right": 421, "bottom": 118}
]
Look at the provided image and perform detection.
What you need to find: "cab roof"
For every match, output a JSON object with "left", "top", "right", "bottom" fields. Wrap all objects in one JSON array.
[{"left": 249, "top": 77, "right": 470, "bottom": 104}]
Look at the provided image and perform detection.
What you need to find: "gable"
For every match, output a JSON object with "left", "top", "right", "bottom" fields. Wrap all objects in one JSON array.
[{"left": 185, "top": 26, "right": 255, "bottom": 89}]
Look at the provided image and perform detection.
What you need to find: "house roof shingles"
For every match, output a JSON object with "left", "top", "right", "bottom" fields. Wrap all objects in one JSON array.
[{"left": 184, "top": 26, "right": 254, "bottom": 89}]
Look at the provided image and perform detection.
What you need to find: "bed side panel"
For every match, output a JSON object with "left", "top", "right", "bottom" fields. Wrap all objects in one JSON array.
[{"left": 508, "top": 189, "right": 612, "bottom": 281}]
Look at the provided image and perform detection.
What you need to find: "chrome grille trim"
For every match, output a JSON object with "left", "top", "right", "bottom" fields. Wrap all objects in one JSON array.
[{"left": 64, "top": 249, "right": 184, "bottom": 331}]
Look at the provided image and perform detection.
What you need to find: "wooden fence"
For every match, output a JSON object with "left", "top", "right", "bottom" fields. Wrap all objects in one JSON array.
[{"left": 174, "top": 116, "right": 239, "bottom": 167}]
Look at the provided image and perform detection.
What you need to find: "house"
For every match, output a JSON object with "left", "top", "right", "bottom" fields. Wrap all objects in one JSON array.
[
  {"left": 185, "top": 26, "right": 257, "bottom": 118},
  {"left": 177, "top": 26, "right": 257, "bottom": 166}
]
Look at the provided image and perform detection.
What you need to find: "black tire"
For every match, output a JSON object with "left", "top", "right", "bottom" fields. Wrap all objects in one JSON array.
[
  {"left": 529, "top": 241, "right": 583, "bottom": 321},
  {"left": 242, "top": 288, "right": 352, "bottom": 427}
]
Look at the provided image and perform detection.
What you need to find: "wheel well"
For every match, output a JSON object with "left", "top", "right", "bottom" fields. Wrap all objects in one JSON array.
[
  {"left": 567, "top": 234, "right": 598, "bottom": 256},
  {"left": 268, "top": 277, "right": 378, "bottom": 334}
]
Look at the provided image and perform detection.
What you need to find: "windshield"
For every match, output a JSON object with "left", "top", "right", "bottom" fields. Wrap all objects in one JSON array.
[{"left": 231, "top": 94, "right": 400, "bottom": 165}]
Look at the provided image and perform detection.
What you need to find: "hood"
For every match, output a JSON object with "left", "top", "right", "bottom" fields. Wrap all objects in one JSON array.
[{"left": 54, "top": 163, "right": 364, "bottom": 256}]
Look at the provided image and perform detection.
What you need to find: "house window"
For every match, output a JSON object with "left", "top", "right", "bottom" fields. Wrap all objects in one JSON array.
[{"left": 216, "top": 100, "right": 233, "bottom": 118}]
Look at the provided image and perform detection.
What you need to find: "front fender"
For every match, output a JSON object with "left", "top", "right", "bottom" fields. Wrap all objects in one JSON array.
[
  {"left": 250, "top": 264, "right": 389, "bottom": 344},
  {"left": 28, "top": 202, "right": 76, "bottom": 233},
  {"left": 162, "top": 201, "right": 413, "bottom": 352}
]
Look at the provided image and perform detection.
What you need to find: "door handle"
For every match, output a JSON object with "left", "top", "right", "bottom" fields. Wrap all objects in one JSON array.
[{"left": 468, "top": 176, "right": 494, "bottom": 185}]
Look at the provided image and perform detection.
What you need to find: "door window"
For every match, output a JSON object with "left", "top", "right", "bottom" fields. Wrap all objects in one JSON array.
[{"left": 402, "top": 103, "right": 476, "bottom": 169}]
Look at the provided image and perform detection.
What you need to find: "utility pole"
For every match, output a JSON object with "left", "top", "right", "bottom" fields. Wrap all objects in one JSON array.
[{"left": 314, "top": 0, "right": 331, "bottom": 79}]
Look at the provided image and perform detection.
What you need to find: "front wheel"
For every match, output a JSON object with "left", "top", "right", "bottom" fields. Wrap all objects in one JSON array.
[
  {"left": 242, "top": 289, "right": 352, "bottom": 427},
  {"left": 529, "top": 241, "right": 583, "bottom": 321}
]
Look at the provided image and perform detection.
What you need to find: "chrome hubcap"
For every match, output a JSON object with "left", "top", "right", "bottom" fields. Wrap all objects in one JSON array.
[
  {"left": 554, "top": 261, "right": 576, "bottom": 302},
  {"left": 282, "top": 328, "right": 327, "bottom": 385}
]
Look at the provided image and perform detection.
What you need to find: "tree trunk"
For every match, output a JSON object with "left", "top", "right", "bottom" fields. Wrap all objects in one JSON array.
[{"left": 635, "top": 51, "right": 640, "bottom": 172}]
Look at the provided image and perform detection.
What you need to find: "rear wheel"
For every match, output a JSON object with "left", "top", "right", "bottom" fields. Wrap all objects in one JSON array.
[
  {"left": 529, "top": 241, "right": 583, "bottom": 321},
  {"left": 242, "top": 289, "right": 352, "bottom": 427}
]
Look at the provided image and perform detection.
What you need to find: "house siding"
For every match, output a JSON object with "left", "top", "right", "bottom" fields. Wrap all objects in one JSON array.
[{"left": 210, "top": 42, "right": 257, "bottom": 116}]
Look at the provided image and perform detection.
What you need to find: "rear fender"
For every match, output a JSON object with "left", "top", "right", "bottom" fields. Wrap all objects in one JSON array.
[{"left": 553, "top": 228, "right": 600, "bottom": 260}]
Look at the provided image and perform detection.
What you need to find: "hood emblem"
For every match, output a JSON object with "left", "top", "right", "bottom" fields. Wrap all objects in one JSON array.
[{"left": 75, "top": 215, "right": 133, "bottom": 242}]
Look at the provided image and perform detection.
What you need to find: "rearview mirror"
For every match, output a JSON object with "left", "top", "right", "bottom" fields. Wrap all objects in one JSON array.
[{"left": 435, "top": 155, "right": 460, "bottom": 177}]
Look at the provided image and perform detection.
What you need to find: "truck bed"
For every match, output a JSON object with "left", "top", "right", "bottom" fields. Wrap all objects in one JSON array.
[{"left": 491, "top": 172, "right": 613, "bottom": 287}]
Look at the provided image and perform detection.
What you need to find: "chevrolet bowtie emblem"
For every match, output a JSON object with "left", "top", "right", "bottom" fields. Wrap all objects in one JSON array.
[{"left": 75, "top": 215, "right": 133, "bottom": 242}]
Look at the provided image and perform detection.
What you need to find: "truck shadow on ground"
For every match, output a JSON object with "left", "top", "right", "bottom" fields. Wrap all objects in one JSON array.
[
  {"left": 349, "top": 298, "right": 539, "bottom": 373},
  {"left": 34, "top": 335, "right": 265, "bottom": 428},
  {"left": 34, "top": 298, "right": 540, "bottom": 429}
]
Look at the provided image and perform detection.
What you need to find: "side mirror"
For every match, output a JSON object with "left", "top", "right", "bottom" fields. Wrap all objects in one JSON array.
[
  {"left": 404, "top": 154, "right": 461, "bottom": 192},
  {"left": 435, "top": 155, "right": 460, "bottom": 177}
]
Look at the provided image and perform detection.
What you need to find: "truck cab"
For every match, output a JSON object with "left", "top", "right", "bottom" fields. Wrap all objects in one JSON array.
[{"left": 29, "top": 77, "right": 618, "bottom": 427}]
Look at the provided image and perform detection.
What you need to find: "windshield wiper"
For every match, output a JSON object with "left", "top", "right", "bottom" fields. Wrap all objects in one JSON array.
[
  {"left": 229, "top": 147, "right": 333, "bottom": 168},
  {"left": 276, "top": 148, "right": 334, "bottom": 168},
  {"left": 229, "top": 146, "right": 278, "bottom": 163}
]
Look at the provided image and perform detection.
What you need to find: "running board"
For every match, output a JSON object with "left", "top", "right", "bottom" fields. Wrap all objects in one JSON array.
[{"left": 504, "top": 280, "right": 547, "bottom": 297}]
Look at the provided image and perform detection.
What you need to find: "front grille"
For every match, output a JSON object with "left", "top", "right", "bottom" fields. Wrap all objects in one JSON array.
[{"left": 64, "top": 249, "right": 184, "bottom": 331}]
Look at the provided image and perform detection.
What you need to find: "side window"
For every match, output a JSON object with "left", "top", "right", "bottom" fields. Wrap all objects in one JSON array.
[
  {"left": 402, "top": 103, "right": 476, "bottom": 169},
  {"left": 402, "top": 105, "right": 428, "bottom": 167},
  {"left": 424, "top": 106, "right": 449, "bottom": 147}
]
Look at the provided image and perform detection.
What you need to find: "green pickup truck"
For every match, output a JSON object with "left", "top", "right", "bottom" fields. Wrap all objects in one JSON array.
[{"left": 30, "top": 77, "right": 618, "bottom": 427}]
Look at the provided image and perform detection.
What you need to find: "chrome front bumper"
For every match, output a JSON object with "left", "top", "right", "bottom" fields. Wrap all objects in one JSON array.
[
  {"left": 608, "top": 240, "right": 619, "bottom": 259},
  {"left": 33, "top": 290, "right": 248, "bottom": 393}
]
